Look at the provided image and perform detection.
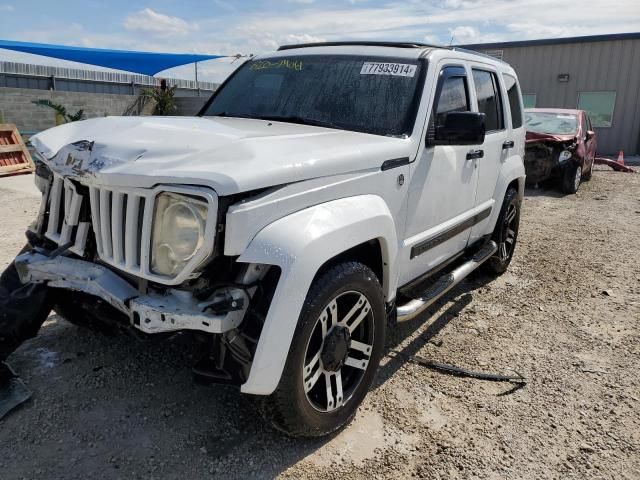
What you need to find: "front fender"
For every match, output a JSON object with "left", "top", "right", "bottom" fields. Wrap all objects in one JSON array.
[{"left": 237, "top": 194, "right": 398, "bottom": 395}]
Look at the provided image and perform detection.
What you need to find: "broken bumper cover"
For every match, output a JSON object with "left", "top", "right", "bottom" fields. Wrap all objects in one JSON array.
[{"left": 14, "top": 251, "right": 249, "bottom": 335}]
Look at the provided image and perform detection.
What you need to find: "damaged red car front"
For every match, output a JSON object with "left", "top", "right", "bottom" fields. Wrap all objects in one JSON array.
[{"left": 524, "top": 108, "right": 597, "bottom": 193}]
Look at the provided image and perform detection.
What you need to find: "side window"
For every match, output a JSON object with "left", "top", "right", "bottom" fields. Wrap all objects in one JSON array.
[
  {"left": 472, "top": 69, "right": 504, "bottom": 131},
  {"left": 502, "top": 73, "right": 523, "bottom": 128},
  {"left": 434, "top": 72, "right": 470, "bottom": 128}
]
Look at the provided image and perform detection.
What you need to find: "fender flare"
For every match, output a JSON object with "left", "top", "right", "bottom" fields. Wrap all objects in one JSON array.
[
  {"left": 495, "top": 154, "right": 526, "bottom": 202},
  {"left": 237, "top": 194, "right": 398, "bottom": 395}
]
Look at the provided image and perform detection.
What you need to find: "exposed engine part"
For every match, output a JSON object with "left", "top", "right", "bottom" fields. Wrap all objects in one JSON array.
[{"left": 191, "top": 266, "right": 280, "bottom": 386}]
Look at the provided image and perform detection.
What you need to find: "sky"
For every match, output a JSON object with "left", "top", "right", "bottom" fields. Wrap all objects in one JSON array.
[{"left": 0, "top": 0, "right": 638, "bottom": 83}]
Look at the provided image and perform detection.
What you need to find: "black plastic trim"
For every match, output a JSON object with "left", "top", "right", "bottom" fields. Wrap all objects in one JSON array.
[
  {"left": 410, "top": 206, "right": 492, "bottom": 259},
  {"left": 381, "top": 157, "right": 410, "bottom": 171},
  {"left": 278, "top": 41, "right": 447, "bottom": 51}
]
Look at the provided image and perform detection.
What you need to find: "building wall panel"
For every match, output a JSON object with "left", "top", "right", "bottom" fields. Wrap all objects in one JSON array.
[{"left": 472, "top": 36, "right": 640, "bottom": 154}]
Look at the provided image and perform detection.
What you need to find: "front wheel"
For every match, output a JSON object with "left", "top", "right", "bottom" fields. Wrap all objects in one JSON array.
[
  {"left": 582, "top": 158, "right": 594, "bottom": 181},
  {"left": 562, "top": 163, "right": 582, "bottom": 194},
  {"left": 263, "top": 262, "right": 386, "bottom": 437}
]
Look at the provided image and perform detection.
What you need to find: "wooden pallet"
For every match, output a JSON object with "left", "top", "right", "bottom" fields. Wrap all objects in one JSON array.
[{"left": 0, "top": 123, "right": 35, "bottom": 177}]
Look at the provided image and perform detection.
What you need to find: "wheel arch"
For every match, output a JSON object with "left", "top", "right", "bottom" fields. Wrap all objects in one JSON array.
[{"left": 236, "top": 194, "right": 398, "bottom": 395}]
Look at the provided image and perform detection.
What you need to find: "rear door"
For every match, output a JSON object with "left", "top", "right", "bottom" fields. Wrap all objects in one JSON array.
[
  {"left": 400, "top": 63, "right": 479, "bottom": 286},
  {"left": 467, "top": 65, "right": 509, "bottom": 242}
]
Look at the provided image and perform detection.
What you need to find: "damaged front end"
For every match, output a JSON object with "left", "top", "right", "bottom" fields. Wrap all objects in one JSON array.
[
  {"left": 7, "top": 140, "right": 278, "bottom": 387},
  {"left": 524, "top": 133, "right": 578, "bottom": 185}
]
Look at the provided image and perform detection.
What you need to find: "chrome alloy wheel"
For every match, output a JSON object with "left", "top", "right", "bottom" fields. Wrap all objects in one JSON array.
[
  {"left": 499, "top": 203, "right": 518, "bottom": 261},
  {"left": 302, "top": 291, "right": 375, "bottom": 412}
]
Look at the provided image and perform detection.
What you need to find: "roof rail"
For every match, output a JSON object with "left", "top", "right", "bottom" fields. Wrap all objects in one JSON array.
[
  {"left": 278, "top": 41, "right": 447, "bottom": 51},
  {"left": 450, "top": 47, "right": 509, "bottom": 64}
]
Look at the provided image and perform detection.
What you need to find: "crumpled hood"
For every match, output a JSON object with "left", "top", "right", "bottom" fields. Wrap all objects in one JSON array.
[
  {"left": 30, "top": 116, "right": 411, "bottom": 196},
  {"left": 525, "top": 131, "right": 577, "bottom": 145}
]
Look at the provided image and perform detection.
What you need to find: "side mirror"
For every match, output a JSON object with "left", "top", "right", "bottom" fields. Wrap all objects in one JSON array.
[
  {"left": 585, "top": 130, "right": 595, "bottom": 141},
  {"left": 433, "top": 112, "right": 486, "bottom": 146}
]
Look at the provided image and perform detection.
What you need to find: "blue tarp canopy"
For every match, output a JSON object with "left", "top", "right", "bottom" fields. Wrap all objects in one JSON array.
[{"left": 0, "top": 39, "right": 225, "bottom": 76}]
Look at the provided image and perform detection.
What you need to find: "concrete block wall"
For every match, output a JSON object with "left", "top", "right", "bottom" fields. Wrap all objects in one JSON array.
[
  {"left": 0, "top": 87, "right": 137, "bottom": 133},
  {"left": 174, "top": 96, "right": 209, "bottom": 116}
]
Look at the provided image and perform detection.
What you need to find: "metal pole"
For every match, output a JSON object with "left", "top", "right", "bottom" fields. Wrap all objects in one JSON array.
[{"left": 195, "top": 62, "right": 200, "bottom": 97}]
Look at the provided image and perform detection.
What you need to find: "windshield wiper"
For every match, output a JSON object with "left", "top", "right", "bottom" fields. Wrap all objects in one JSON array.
[
  {"left": 212, "top": 113, "right": 342, "bottom": 131},
  {"left": 249, "top": 115, "right": 342, "bottom": 130},
  {"left": 213, "top": 112, "right": 260, "bottom": 119}
]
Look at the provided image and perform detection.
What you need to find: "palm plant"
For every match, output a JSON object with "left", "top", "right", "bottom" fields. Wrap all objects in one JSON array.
[
  {"left": 140, "top": 80, "right": 177, "bottom": 116},
  {"left": 32, "top": 100, "right": 85, "bottom": 124}
]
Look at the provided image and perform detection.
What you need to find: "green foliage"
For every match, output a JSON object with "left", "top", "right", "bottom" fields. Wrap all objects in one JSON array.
[
  {"left": 140, "top": 84, "right": 177, "bottom": 116},
  {"left": 32, "top": 100, "right": 85, "bottom": 123}
]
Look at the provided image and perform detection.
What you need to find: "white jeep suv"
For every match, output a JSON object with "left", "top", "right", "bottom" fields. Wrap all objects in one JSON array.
[{"left": 3, "top": 41, "right": 525, "bottom": 437}]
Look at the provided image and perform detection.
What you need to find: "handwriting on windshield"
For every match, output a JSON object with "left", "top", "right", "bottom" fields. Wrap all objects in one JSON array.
[{"left": 250, "top": 59, "right": 303, "bottom": 71}]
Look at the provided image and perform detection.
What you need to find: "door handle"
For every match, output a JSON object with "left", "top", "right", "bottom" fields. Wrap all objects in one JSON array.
[
  {"left": 502, "top": 140, "right": 515, "bottom": 149},
  {"left": 466, "top": 149, "right": 484, "bottom": 160}
]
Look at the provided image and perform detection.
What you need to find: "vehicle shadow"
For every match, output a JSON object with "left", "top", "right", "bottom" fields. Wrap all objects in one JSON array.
[
  {"left": 1, "top": 315, "right": 348, "bottom": 479},
  {"left": 1, "top": 271, "right": 496, "bottom": 479},
  {"left": 524, "top": 185, "right": 565, "bottom": 198},
  {"left": 374, "top": 270, "right": 494, "bottom": 390}
]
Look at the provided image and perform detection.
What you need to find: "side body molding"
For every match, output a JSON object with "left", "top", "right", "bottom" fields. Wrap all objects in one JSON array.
[{"left": 237, "top": 195, "right": 398, "bottom": 395}]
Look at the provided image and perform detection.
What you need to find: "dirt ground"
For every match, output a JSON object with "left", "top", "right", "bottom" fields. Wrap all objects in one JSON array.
[{"left": 0, "top": 168, "right": 638, "bottom": 480}]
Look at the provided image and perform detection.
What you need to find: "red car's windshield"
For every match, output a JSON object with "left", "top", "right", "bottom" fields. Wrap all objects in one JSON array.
[{"left": 525, "top": 112, "right": 578, "bottom": 135}]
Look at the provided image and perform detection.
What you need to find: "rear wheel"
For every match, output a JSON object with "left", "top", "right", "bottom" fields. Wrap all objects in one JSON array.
[
  {"left": 263, "top": 262, "right": 385, "bottom": 437},
  {"left": 482, "top": 187, "right": 520, "bottom": 276},
  {"left": 562, "top": 163, "right": 582, "bottom": 194}
]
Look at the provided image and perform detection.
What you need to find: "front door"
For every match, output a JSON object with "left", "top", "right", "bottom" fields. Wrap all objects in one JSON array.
[
  {"left": 467, "top": 64, "right": 510, "bottom": 244},
  {"left": 399, "top": 63, "right": 480, "bottom": 286}
]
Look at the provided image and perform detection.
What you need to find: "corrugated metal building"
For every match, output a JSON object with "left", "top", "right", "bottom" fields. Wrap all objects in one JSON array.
[
  {"left": 462, "top": 33, "right": 640, "bottom": 155},
  {"left": 0, "top": 61, "right": 218, "bottom": 97}
]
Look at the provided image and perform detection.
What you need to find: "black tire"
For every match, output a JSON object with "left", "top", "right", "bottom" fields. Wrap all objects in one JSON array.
[
  {"left": 53, "top": 300, "right": 117, "bottom": 335},
  {"left": 582, "top": 158, "right": 593, "bottom": 181},
  {"left": 562, "top": 162, "right": 582, "bottom": 194},
  {"left": 262, "top": 262, "right": 386, "bottom": 437},
  {"left": 482, "top": 187, "right": 520, "bottom": 276}
]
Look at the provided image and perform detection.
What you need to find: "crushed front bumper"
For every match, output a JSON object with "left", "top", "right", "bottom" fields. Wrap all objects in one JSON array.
[{"left": 14, "top": 251, "right": 249, "bottom": 335}]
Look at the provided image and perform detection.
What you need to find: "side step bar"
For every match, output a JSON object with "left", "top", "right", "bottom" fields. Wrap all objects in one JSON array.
[{"left": 396, "top": 241, "right": 498, "bottom": 323}]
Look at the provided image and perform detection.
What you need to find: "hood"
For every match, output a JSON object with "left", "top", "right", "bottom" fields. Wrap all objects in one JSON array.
[
  {"left": 525, "top": 131, "right": 578, "bottom": 144},
  {"left": 30, "top": 116, "right": 411, "bottom": 196}
]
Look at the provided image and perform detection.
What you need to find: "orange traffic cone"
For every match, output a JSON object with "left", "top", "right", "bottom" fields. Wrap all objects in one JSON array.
[{"left": 617, "top": 150, "right": 625, "bottom": 165}]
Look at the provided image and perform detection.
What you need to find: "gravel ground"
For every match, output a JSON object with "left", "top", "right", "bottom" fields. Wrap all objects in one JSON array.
[{"left": 0, "top": 168, "right": 638, "bottom": 479}]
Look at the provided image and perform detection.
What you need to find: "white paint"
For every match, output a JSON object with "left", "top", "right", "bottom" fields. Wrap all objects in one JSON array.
[{"left": 24, "top": 46, "right": 526, "bottom": 398}]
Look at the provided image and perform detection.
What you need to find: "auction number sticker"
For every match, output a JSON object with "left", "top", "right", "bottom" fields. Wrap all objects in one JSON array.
[{"left": 360, "top": 62, "right": 417, "bottom": 77}]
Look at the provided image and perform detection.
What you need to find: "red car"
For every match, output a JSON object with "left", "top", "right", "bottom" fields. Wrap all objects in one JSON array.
[{"left": 524, "top": 108, "right": 597, "bottom": 193}]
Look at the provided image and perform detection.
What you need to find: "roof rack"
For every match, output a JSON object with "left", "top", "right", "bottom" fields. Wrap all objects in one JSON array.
[
  {"left": 278, "top": 41, "right": 447, "bottom": 51},
  {"left": 451, "top": 47, "right": 509, "bottom": 64}
]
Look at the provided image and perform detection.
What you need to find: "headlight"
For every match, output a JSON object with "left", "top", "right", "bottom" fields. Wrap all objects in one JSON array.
[
  {"left": 558, "top": 150, "right": 572, "bottom": 163},
  {"left": 151, "top": 192, "right": 208, "bottom": 277}
]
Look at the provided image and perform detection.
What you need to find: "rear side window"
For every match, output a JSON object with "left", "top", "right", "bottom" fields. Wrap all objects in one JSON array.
[
  {"left": 434, "top": 76, "right": 470, "bottom": 128},
  {"left": 472, "top": 69, "right": 504, "bottom": 131},
  {"left": 502, "top": 74, "right": 523, "bottom": 128}
]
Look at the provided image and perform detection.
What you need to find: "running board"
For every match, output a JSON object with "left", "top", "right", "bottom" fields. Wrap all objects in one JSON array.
[{"left": 396, "top": 241, "right": 498, "bottom": 323}]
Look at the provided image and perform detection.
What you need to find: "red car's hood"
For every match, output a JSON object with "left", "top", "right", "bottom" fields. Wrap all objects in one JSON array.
[{"left": 525, "top": 131, "right": 577, "bottom": 144}]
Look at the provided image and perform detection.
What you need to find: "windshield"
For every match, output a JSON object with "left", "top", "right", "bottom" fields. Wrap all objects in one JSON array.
[
  {"left": 525, "top": 111, "right": 578, "bottom": 135},
  {"left": 201, "top": 55, "right": 425, "bottom": 137}
]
